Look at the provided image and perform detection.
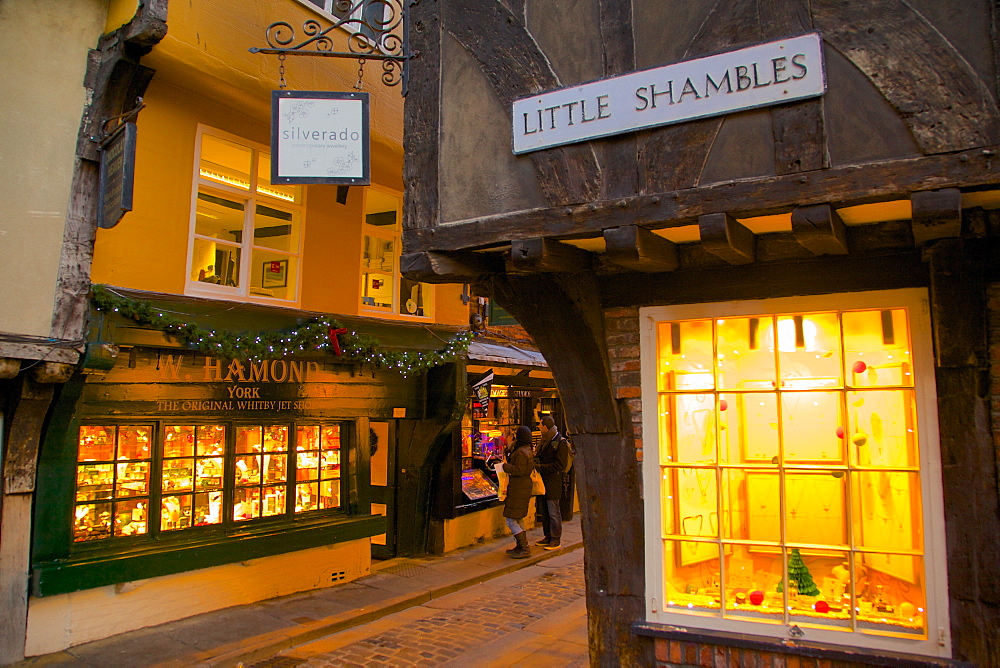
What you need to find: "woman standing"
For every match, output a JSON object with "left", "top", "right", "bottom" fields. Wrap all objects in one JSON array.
[{"left": 501, "top": 425, "right": 536, "bottom": 559}]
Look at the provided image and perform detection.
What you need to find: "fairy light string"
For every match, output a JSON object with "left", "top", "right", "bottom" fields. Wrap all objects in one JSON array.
[{"left": 90, "top": 285, "right": 475, "bottom": 376}]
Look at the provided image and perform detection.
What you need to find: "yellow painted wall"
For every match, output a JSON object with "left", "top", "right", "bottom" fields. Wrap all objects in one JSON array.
[
  {"left": 24, "top": 539, "right": 370, "bottom": 656},
  {"left": 104, "top": 0, "right": 137, "bottom": 33},
  {"left": 0, "top": 0, "right": 106, "bottom": 337}
]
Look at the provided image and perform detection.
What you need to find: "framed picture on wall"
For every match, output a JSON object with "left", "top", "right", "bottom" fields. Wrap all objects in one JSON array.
[{"left": 262, "top": 260, "right": 288, "bottom": 288}]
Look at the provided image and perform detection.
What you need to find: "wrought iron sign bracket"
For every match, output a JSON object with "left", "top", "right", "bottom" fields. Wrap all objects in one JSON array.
[{"left": 249, "top": 0, "right": 414, "bottom": 95}]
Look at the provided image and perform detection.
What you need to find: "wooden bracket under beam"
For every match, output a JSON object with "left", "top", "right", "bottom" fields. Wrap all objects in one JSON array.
[
  {"left": 400, "top": 251, "right": 504, "bottom": 284},
  {"left": 911, "top": 188, "right": 962, "bottom": 246},
  {"left": 791, "top": 203, "right": 849, "bottom": 255},
  {"left": 699, "top": 213, "right": 756, "bottom": 265},
  {"left": 508, "top": 238, "right": 593, "bottom": 274},
  {"left": 603, "top": 225, "right": 679, "bottom": 272}
]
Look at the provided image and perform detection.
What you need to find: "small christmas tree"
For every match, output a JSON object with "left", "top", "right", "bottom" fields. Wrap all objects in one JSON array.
[{"left": 777, "top": 548, "right": 821, "bottom": 597}]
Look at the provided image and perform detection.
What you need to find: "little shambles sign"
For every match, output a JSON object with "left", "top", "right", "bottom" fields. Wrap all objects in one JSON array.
[
  {"left": 271, "top": 90, "right": 370, "bottom": 185},
  {"left": 512, "top": 32, "right": 825, "bottom": 154}
]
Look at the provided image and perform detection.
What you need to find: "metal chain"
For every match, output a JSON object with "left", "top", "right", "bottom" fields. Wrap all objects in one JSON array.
[
  {"left": 355, "top": 57, "right": 365, "bottom": 90},
  {"left": 278, "top": 53, "right": 287, "bottom": 89}
]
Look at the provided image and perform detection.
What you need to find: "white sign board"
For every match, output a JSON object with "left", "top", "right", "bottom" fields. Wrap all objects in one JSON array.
[
  {"left": 512, "top": 32, "right": 825, "bottom": 154},
  {"left": 272, "top": 90, "right": 370, "bottom": 184}
]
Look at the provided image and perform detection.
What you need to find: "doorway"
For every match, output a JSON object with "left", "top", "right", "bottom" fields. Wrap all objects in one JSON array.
[{"left": 369, "top": 420, "right": 396, "bottom": 559}]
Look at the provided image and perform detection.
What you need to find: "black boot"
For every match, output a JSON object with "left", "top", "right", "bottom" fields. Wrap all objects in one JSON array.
[
  {"left": 505, "top": 536, "right": 520, "bottom": 554},
  {"left": 508, "top": 531, "right": 531, "bottom": 559}
]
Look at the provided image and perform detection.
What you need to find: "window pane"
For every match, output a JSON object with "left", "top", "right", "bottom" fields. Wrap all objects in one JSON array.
[
  {"left": 663, "top": 394, "right": 718, "bottom": 464},
  {"left": 200, "top": 134, "right": 252, "bottom": 190},
  {"left": 854, "top": 552, "right": 926, "bottom": 637},
  {"left": 774, "top": 313, "right": 842, "bottom": 388},
  {"left": 719, "top": 392, "right": 779, "bottom": 464},
  {"left": 191, "top": 237, "right": 241, "bottom": 288},
  {"left": 854, "top": 471, "right": 923, "bottom": 553},
  {"left": 717, "top": 317, "right": 776, "bottom": 390},
  {"left": 251, "top": 250, "right": 297, "bottom": 300},
  {"left": 79, "top": 426, "right": 115, "bottom": 461},
  {"left": 785, "top": 473, "right": 847, "bottom": 547},
  {"left": 362, "top": 234, "right": 395, "bottom": 308},
  {"left": 257, "top": 153, "right": 301, "bottom": 203},
  {"left": 662, "top": 539, "right": 723, "bottom": 616},
  {"left": 784, "top": 548, "right": 853, "bottom": 630},
  {"left": 781, "top": 391, "right": 844, "bottom": 463},
  {"left": 848, "top": 390, "right": 918, "bottom": 468},
  {"left": 843, "top": 309, "right": 912, "bottom": 388},
  {"left": 253, "top": 204, "right": 300, "bottom": 252},
  {"left": 656, "top": 320, "right": 714, "bottom": 391}
]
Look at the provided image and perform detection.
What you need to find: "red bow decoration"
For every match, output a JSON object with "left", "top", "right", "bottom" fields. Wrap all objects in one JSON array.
[{"left": 328, "top": 328, "right": 348, "bottom": 356}]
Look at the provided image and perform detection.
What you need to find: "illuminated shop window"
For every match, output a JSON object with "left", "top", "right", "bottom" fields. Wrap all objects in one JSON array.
[
  {"left": 73, "top": 421, "right": 347, "bottom": 544},
  {"left": 188, "top": 129, "right": 304, "bottom": 303},
  {"left": 75, "top": 426, "right": 152, "bottom": 542},
  {"left": 295, "top": 425, "right": 342, "bottom": 512},
  {"left": 641, "top": 290, "right": 949, "bottom": 657},
  {"left": 360, "top": 187, "right": 433, "bottom": 317}
]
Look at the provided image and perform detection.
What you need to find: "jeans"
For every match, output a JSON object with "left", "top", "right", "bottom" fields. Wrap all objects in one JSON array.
[
  {"left": 506, "top": 516, "right": 525, "bottom": 535},
  {"left": 539, "top": 497, "right": 562, "bottom": 541}
]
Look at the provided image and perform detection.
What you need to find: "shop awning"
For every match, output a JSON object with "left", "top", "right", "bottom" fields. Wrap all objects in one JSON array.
[{"left": 467, "top": 340, "right": 547, "bottom": 368}]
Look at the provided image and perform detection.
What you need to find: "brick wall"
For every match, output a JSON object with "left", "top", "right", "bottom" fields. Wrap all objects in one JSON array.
[{"left": 604, "top": 306, "right": 643, "bottom": 462}]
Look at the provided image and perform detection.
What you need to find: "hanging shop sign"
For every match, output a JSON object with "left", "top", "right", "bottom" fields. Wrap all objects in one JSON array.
[
  {"left": 271, "top": 90, "right": 370, "bottom": 185},
  {"left": 512, "top": 32, "right": 825, "bottom": 154},
  {"left": 471, "top": 371, "right": 493, "bottom": 417},
  {"left": 98, "top": 122, "right": 137, "bottom": 229}
]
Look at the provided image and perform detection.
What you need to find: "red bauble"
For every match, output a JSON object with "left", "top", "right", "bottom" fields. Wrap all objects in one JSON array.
[
  {"left": 749, "top": 590, "right": 764, "bottom": 605},
  {"left": 852, "top": 360, "right": 867, "bottom": 374},
  {"left": 815, "top": 600, "right": 830, "bottom": 614},
  {"left": 836, "top": 426, "right": 845, "bottom": 439},
  {"left": 719, "top": 399, "right": 728, "bottom": 411}
]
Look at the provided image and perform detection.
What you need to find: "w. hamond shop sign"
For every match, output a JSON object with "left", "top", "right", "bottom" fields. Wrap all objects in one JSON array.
[{"left": 511, "top": 33, "right": 825, "bottom": 154}]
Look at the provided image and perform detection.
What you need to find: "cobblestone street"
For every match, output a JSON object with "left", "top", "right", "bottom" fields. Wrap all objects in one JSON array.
[{"left": 259, "top": 551, "right": 588, "bottom": 667}]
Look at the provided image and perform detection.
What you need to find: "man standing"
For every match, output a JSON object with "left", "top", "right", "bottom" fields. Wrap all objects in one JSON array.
[{"left": 534, "top": 415, "right": 570, "bottom": 550}]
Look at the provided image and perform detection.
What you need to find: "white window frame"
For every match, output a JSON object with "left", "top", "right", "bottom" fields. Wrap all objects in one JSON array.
[
  {"left": 294, "top": 0, "right": 395, "bottom": 46},
  {"left": 639, "top": 288, "right": 951, "bottom": 658},
  {"left": 359, "top": 185, "right": 433, "bottom": 319},
  {"left": 185, "top": 126, "right": 305, "bottom": 307}
]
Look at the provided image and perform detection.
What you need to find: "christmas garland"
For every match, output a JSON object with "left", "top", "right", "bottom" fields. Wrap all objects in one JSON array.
[{"left": 91, "top": 285, "right": 475, "bottom": 376}]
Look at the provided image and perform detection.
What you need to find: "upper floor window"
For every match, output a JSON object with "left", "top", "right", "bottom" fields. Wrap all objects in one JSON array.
[
  {"left": 187, "top": 129, "right": 304, "bottom": 304},
  {"left": 640, "top": 289, "right": 950, "bottom": 658},
  {"left": 360, "top": 187, "right": 432, "bottom": 318}
]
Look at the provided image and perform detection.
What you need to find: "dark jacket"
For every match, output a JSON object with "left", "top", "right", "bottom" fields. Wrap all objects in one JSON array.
[
  {"left": 502, "top": 443, "right": 535, "bottom": 519},
  {"left": 535, "top": 429, "right": 570, "bottom": 501}
]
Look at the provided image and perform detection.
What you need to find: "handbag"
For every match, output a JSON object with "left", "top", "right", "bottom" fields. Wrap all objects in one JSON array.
[
  {"left": 495, "top": 463, "right": 509, "bottom": 501},
  {"left": 530, "top": 468, "right": 546, "bottom": 496}
]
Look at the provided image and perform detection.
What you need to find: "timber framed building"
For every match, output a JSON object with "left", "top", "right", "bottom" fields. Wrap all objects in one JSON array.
[{"left": 400, "top": 1, "right": 1000, "bottom": 665}]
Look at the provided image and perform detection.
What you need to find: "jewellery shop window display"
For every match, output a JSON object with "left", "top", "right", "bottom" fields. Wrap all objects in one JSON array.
[
  {"left": 639, "top": 290, "right": 950, "bottom": 657},
  {"left": 73, "top": 421, "right": 345, "bottom": 543}
]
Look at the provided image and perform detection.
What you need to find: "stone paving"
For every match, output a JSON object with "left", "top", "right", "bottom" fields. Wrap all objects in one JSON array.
[{"left": 267, "top": 556, "right": 587, "bottom": 667}]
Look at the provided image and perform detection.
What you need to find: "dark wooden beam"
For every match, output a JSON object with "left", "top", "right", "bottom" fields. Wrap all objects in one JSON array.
[
  {"left": 508, "top": 238, "right": 594, "bottom": 274},
  {"left": 699, "top": 213, "right": 755, "bottom": 265},
  {"left": 443, "top": 0, "right": 600, "bottom": 206},
  {"left": 911, "top": 188, "right": 962, "bottom": 246},
  {"left": 813, "top": 1, "right": 999, "bottom": 153},
  {"left": 603, "top": 225, "right": 678, "bottom": 272},
  {"left": 403, "top": 0, "right": 442, "bottom": 231},
  {"left": 791, "top": 203, "right": 848, "bottom": 255},
  {"left": 404, "top": 147, "right": 999, "bottom": 253},
  {"left": 400, "top": 251, "right": 503, "bottom": 284}
]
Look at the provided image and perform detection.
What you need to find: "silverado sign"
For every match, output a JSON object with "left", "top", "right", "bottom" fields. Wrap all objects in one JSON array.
[{"left": 512, "top": 33, "right": 826, "bottom": 154}]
